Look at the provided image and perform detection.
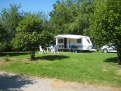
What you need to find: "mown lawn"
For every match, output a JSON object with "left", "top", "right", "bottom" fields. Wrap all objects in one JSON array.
[{"left": 0, "top": 51, "right": 121, "bottom": 88}]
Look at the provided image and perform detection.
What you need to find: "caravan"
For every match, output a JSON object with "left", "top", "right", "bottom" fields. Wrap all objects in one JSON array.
[{"left": 55, "top": 34, "right": 96, "bottom": 52}]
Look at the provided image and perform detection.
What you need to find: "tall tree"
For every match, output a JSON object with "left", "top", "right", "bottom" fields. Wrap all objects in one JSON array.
[
  {"left": 50, "top": 1, "right": 67, "bottom": 34},
  {"left": 0, "top": 4, "right": 22, "bottom": 51},
  {"left": 50, "top": 0, "right": 96, "bottom": 35},
  {"left": 12, "top": 14, "right": 53, "bottom": 60},
  {"left": 0, "top": 23, "right": 7, "bottom": 51},
  {"left": 91, "top": 0, "right": 121, "bottom": 64},
  {"left": 68, "top": 0, "right": 96, "bottom": 35},
  {"left": 11, "top": 15, "right": 43, "bottom": 60}
]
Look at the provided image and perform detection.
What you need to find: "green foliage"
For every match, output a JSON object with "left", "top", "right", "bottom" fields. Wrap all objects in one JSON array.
[
  {"left": 39, "top": 30, "right": 54, "bottom": 48},
  {"left": 0, "top": 23, "right": 7, "bottom": 51},
  {"left": 11, "top": 14, "right": 54, "bottom": 60},
  {"left": 91, "top": 0, "right": 121, "bottom": 46},
  {"left": 4, "top": 54, "right": 9, "bottom": 61},
  {"left": 11, "top": 15, "right": 43, "bottom": 60},
  {"left": 0, "top": 4, "right": 22, "bottom": 51},
  {"left": 90, "top": 0, "right": 121, "bottom": 63},
  {"left": 50, "top": 0, "right": 96, "bottom": 35}
]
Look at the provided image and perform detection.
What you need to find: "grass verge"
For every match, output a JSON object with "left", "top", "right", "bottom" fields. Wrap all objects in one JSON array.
[{"left": 0, "top": 52, "right": 121, "bottom": 88}]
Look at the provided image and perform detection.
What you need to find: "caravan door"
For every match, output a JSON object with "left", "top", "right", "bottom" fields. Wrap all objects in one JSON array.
[
  {"left": 64, "top": 38, "right": 67, "bottom": 48},
  {"left": 82, "top": 37, "right": 93, "bottom": 50}
]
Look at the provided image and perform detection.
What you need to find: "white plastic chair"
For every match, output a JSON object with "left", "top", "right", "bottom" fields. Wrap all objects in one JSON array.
[
  {"left": 39, "top": 45, "right": 46, "bottom": 54},
  {"left": 51, "top": 45, "right": 59, "bottom": 54}
]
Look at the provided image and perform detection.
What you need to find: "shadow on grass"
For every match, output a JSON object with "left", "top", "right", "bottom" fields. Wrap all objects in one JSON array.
[
  {"left": 104, "top": 57, "right": 118, "bottom": 63},
  {"left": 36, "top": 55, "right": 69, "bottom": 61},
  {"left": 0, "top": 73, "right": 34, "bottom": 91},
  {"left": 0, "top": 52, "right": 29, "bottom": 57}
]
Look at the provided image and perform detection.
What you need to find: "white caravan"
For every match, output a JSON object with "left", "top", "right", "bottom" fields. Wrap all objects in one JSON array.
[{"left": 55, "top": 34, "right": 96, "bottom": 52}]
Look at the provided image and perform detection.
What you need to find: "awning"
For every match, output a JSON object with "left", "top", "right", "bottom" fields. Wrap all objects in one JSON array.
[{"left": 55, "top": 35, "right": 88, "bottom": 39}]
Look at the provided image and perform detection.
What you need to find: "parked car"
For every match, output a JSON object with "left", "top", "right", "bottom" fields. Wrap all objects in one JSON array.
[{"left": 100, "top": 44, "right": 117, "bottom": 53}]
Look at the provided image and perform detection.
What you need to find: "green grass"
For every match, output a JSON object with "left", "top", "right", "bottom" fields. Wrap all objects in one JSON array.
[{"left": 0, "top": 51, "right": 121, "bottom": 88}]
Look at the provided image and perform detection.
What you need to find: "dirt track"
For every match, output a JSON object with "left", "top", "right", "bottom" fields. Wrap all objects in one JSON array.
[{"left": 0, "top": 71, "right": 119, "bottom": 91}]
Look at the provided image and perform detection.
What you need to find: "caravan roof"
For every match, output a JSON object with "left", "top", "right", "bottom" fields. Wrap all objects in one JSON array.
[{"left": 55, "top": 34, "right": 88, "bottom": 39}]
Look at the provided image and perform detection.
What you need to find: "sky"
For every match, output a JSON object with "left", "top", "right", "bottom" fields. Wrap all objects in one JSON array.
[{"left": 0, "top": 0, "right": 57, "bottom": 14}]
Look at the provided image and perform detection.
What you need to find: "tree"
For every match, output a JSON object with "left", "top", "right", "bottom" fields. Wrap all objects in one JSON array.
[
  {"left": 11, "top": 15, "right": 43, "bottom": 60},
  {"left": 0, "top": 23, "right": 7, "bottom": 51},
  {"left": 49, "top": 1, "right": 68, "bottom": 34},
  {"left": 91, "top": 0, "right": 121, "bottom": 64},
  {"left": 0, "top": 4, "right": 22, "bottom": 51},
  {"left": 49, "top": 0, "right": 97, "bottom": 35},
  {"left": 69, "top": 0, "right": 97, "bottom": 35}
]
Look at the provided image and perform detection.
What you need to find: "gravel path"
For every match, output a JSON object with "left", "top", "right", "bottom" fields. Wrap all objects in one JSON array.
[{"left": 0, "top": 71, "right": 119, "bottom": 91}]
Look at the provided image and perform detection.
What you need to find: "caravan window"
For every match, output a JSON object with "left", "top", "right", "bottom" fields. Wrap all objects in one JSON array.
[
  {"left": 77, "top": 39, "right": 82, "bottom": 43},
  {"left": 87, "top": 39, "right": 90, "bottom": 44},
  {"left": 58, "top": 39, "right": 63, "bottom": 43}
]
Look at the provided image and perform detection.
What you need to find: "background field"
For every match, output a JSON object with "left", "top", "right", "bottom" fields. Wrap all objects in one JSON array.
[{"left": 0, "top": 52, "right": 121, "bottom": 88}]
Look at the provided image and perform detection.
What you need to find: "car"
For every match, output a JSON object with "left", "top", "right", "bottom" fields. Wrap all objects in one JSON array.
[{"left": 100, "top": 44, "right": 117, "bottom": 53}]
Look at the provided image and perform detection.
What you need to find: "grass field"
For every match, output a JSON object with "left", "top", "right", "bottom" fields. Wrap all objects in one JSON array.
[{"left": 0, "top": 51, "right": 121, "bottom": 88}]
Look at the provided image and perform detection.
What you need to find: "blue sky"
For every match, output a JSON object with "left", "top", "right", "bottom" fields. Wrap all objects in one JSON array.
[{"left": 0, "top": 0, "right": 57, "bottom": 14}]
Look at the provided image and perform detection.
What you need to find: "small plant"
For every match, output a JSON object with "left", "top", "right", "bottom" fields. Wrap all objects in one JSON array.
[{"left": 4, "top": 54, "right": 9, "bottom": 61}]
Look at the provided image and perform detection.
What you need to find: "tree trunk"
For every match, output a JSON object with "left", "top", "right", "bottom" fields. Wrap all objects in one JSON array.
[
  {"left": 117, "top": 51, "right": 121, "bottom": 64},
  {"left": 30, "top": 50, "right": 35, "bottom": 60},
  {"left": 116, "top": 42, "right": 121, "bottom": 65}
]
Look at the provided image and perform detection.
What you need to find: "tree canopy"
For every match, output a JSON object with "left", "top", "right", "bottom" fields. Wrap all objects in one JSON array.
[
  {"left": 0, "top": 23, "right": 7, "bottom": 50},
  {"left": 0, "top": 4, "right": 22, "bottom": 51},
  {"left": 11, "top": 15, "right": 43, "bottom": 60},
  {"left": 49, "top": 0, "right": 96, "bottom": 35},
  {"left": 90, "top": 0, "right": 121, "bottom": 64}
]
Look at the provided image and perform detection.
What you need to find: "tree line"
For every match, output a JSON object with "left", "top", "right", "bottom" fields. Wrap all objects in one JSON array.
[{"left": 0, "top": 0, "right": 121, "bottom": 63}]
